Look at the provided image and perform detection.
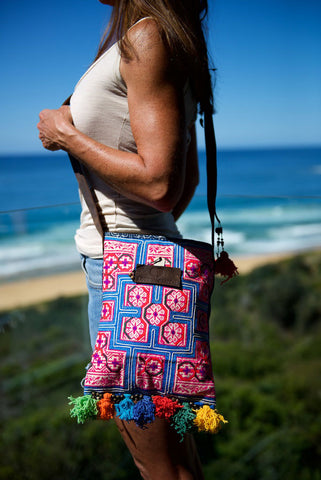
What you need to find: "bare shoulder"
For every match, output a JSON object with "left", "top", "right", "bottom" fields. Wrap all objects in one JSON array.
[
  {"left": 121, "top": 18, "right": 169, "bottom": 77},
  {"left": 127, "top": 18, "right": 164, "bottom": 55}
]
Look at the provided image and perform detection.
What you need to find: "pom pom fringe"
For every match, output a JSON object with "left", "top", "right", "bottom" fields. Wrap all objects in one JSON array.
[
  {"left": 68, "top": 395, "right": 98, "bottom": 424},
  {"left": 97, "top": 393, "right": 114, "bottom": 420},
  {"left": 193, "top": 405, "right": 228, "bottom": 433},
  {"left": 68, "top": 392, "right": 227, "bottom": 436},
  {"left": 133, "top": 395, "right": 155, "bottom": 428},
  {"left": 152, "top": 395, "right": 182, "bottom": 420},
  {"left": 115, "top": 394, "right": 135, "bottom": 421},
  {"left": 171, "top": 403, "right": 196, "bottom": 441}
]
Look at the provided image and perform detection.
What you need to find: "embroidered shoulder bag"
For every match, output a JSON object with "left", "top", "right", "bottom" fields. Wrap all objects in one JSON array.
[{"left": 68, "top": 107, "right": 237, "bottom": 438}]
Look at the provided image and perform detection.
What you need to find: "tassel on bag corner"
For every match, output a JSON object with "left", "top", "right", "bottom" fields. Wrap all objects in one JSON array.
[
  {"left": 194, "top": 405, "right": 228, "bottom": 434},
  {"left": 214, "top": 225, "right": 238, "bottom": 285},
  {"left": 68, "top": 395, "right": 98, "bottom": 424}
]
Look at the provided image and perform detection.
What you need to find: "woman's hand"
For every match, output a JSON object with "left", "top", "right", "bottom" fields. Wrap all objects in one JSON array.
[{"left": 37, "top": 106, "right": 74, "bottom": 151}]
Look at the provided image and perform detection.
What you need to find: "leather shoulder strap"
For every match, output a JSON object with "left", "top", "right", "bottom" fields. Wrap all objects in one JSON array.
[
  {"left": 204, "top": 109, "right": 221, "bottom": 249},
  {"left": 68, "top": 154, "right": 106, "bottom": 239},
  {"left": 63, "top": 96, "right": 106, "bottom": 239}
]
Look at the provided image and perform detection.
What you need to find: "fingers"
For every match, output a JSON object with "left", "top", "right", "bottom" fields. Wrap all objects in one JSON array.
[
  {"left": 37, "top": 109, "right": 59, "bottom": 150},
  {"left": 38, "top": 109, "right": 52, "bottom": 120},
  {"left": 40, "top": 140, "right": 60, "bottom": 151},
  {"left": 37, "top": 107, "right": 71, "bottom": 151},
  {"left": 38, "top": 132, "right": 60, "bottom": 151}
]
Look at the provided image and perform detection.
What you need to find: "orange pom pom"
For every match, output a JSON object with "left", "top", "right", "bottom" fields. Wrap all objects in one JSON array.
[{"left": 97, "top": 393, "right": 114, "bottom": 420}]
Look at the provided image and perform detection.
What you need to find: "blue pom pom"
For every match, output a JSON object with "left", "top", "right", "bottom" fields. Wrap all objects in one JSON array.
[
  {"left": 132, "top": 395, "right": 155, "bottom": 428},
  {"left": 115, "top": 394, "right": 135, "bottom": 421}
]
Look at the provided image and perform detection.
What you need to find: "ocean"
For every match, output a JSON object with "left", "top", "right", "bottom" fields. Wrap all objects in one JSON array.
[{"left": 0, "top": 147, "right": 320, "bottom": 282}]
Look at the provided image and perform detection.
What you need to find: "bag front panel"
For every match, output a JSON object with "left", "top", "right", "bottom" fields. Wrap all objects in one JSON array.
[{"left": 84, "top": 233, "right": 216, "bottom": 406}]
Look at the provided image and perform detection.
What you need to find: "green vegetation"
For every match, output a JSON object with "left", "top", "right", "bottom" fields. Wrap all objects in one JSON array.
[{"left": 1, "top": 251, "right": 321, "bottom": 479}]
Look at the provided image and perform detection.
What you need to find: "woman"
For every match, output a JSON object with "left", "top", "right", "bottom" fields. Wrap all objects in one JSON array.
[{"left": 38, "top": 1, "right": 215, "bottom": 478}]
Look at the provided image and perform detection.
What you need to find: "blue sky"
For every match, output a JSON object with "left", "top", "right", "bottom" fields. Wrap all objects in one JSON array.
[{"left": 0, "top": 0, "right": 320, "bottom": 153}]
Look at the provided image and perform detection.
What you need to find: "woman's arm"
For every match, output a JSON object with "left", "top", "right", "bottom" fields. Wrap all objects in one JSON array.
[
  {"left": 37, "top": 19, "right": 187, "bottom": 213},
  {"left": 172, "top": 125, "right": 199, "bottom": 221}
]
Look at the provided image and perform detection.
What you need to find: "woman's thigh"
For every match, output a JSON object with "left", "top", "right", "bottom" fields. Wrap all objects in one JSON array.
[
  {"left": 80, "top": 254, "right": 103, "bottom": 351},
  {"left": 115, "top": 417, "right": 204, "bottom": 480}
]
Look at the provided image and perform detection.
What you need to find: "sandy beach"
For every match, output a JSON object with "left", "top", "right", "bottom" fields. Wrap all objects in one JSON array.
[{"left": 0, "top": 252, "right": 298, "bottom": 312}]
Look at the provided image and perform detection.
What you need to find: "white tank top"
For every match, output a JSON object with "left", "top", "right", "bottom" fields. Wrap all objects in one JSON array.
[{"left": 70, "top": 21, "right": 197, "bottom": 258}]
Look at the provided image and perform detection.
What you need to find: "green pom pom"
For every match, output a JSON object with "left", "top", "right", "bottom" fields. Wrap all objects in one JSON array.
[
  {"left": 171, "top": 402, "right": 196, "bottom": 441},
  {"left": 68, "top": 395, "right": 98, "bottom": 424}
]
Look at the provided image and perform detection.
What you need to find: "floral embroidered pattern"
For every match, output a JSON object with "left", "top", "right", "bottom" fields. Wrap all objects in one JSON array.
[{"left": 84, "top": 234, "right": 216, "bottom": 406}]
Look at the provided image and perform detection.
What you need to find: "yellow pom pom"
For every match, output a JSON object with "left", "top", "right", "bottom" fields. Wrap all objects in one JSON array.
[{"left": 194, "top": 405, "right": 228, "bottom": 434}]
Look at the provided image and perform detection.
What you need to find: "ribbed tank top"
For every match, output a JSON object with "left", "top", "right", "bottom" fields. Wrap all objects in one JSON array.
[{"left": 70, "top": 20, "right": 197, "bottom": 258}]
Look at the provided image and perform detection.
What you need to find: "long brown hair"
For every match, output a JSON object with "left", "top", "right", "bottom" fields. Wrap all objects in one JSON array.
[{"left": 95, "top": 0, "right": 214, "bottom": 115}]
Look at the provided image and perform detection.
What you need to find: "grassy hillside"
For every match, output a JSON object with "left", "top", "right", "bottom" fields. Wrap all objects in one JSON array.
[{"left": 1, "top": 251, "right": 321, "bottom": 480}]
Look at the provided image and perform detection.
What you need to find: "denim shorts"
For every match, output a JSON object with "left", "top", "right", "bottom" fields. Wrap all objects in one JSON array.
[{"left": 80, "top": 254, "right": 103, "bottom": 351}]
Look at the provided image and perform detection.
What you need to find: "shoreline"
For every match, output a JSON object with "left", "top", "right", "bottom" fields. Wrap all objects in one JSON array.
[{"left": 0, "top": 251, "right": 301, "bottom": 312}]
